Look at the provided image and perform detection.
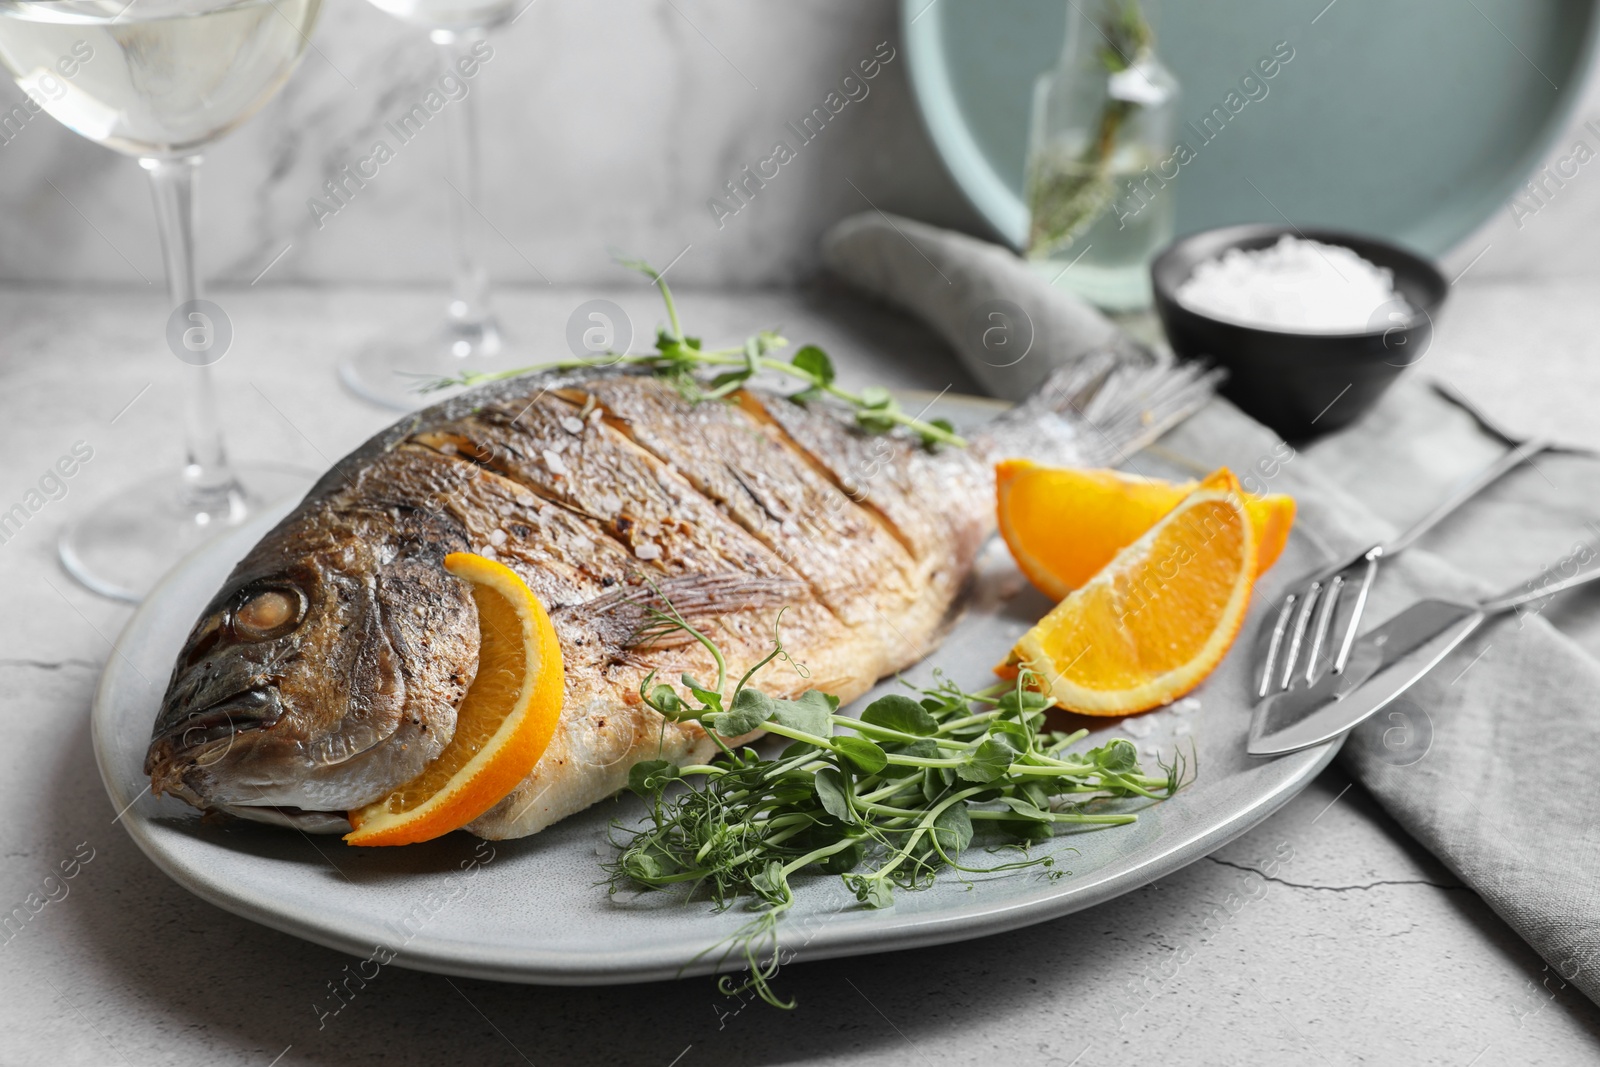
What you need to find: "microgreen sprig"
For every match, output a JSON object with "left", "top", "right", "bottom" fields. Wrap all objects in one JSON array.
[
  {"left": 1025, "top": 0, "right": 1157, "bottom": 258},
  {"left": 419, "top": 257, "right": 965, "bottom": 449},
  {"left": 606, "top": 611, "right": 1188, "bottom": 1008}
]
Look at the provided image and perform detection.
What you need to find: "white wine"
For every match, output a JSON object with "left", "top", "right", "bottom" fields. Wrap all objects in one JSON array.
[
  {"left": 364, "top": 0, "right": 515, "bottom": 36},
  {"left": 0, "top": 0, "right": 320, "bottom": 157}
]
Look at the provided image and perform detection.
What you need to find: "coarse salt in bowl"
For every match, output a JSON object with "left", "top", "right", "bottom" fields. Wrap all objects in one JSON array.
[
  {"left": 1150, "top": 225, "right": 1449, "bottom": 438},
  {"left": 1174, "top": 235, "right": 1416, "bottom": 335}
]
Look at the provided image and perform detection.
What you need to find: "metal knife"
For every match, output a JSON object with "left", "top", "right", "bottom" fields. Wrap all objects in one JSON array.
[{"left": 1246, "top": 565, "right": 1600, "bottom": 758}]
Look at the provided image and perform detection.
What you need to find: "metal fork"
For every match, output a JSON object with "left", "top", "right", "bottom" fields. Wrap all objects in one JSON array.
[{"left": 1253, "top": 386, "right": 1552, "bottom": 701}]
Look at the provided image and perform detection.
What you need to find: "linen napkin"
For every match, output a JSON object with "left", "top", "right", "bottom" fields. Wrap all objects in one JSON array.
[
  {"left": 821, "top": 212, "right": 1151, "bottom": 399},
  {"left": 822, "top": 211, "right": 1600, "bottom": 1007}
]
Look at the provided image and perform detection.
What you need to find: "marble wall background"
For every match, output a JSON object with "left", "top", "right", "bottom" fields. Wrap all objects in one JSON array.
[{"left": 0, "top": 0, "right": 1597, "bottom": 291}]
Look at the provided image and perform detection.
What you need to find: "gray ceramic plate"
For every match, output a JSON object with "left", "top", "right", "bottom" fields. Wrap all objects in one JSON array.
[
  {"left": 92, "top": 396, "right": 1339, "bottom": 985},
  {"left": 904, "top": 0, "right": 1600, "bottom": 255}
]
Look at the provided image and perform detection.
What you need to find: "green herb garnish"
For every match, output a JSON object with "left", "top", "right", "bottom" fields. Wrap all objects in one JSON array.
[
  {"left": 420, "top": 257, "right": 964, "bottom": 449},
  {"left": 1025, "top": 0, "right": 1155, "bottom": 259},
  {"left": 607, "top": 602, "right": 1189, "bottom": 1008}
]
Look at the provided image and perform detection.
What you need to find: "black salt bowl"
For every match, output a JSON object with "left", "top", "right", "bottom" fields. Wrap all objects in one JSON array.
[{"left": 1150, "top": 224, "right": 1449, "bottom": 440}]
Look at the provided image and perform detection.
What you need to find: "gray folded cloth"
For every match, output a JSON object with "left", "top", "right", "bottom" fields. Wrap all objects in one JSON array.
[
  {"left": 823, "top": 211, "right": 1600, "bottom": 1006},
  {"left": 821, "top": 211, "right": 1151, "bottom": 400}
]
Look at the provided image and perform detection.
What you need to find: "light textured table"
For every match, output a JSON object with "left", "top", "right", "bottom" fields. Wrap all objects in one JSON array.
[{"left": 2, "top": 281, "right": 1599, "bottom": 1066}]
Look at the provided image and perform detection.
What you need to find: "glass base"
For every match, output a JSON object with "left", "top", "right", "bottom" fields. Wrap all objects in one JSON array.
[
  {"left": 339, "top": 314, "right": 507, "bottom": 411},
  {"left": 58, "top": 463, "right": 316, "bottom": 603}
]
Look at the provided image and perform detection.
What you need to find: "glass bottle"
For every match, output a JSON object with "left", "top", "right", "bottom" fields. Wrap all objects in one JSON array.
[{"left": 1023, "top": 0, "right": 1179, "bottom": 311}]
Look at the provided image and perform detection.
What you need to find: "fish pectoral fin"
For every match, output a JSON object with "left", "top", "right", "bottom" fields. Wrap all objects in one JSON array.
[
  {"left": 561, "top": 574, "right": 810, "bottom": 651},
  {"left": 219, "top": 803, "right": 352, "bottom": 834}
]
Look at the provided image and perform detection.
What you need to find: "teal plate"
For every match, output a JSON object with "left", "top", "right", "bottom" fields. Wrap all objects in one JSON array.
[{"left": 904, "top": 0, "right": 1600, "bottom": 254}]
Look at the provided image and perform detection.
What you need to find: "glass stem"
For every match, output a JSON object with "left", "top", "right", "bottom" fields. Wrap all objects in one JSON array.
[
  {"left": 142, "top": 154, "right": 238, "bottom": 511},
  {"left": 436, "top": 36, "right": 495, "bottom": 344}
]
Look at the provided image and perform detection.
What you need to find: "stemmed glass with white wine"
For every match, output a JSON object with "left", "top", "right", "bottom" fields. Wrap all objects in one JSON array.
[
  {"left": 337, "top": 0, "right": 519, "bottom": 411},
  {"left": 0, "top": 0, "right": 322, "bottom": 601}
]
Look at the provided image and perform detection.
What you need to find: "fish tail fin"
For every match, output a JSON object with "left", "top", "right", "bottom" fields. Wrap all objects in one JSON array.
[{"left": 981, "top": 351, "right": 1224, "bottom": 468}]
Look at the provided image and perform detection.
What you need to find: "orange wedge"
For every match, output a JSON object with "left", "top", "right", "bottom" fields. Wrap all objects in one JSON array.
[
  {"left": 345, "top": 552, "right": 564, "bottom": 846},
  {"left": 996, "top": 460, "right": 1293, "bottom": 600},
  {"left": 1004, "top": 469, "right": 1256, "bottom": 715}
]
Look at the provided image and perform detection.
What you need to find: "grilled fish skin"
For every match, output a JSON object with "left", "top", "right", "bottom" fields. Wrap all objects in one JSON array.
[{"left": 146, "top": 356, "right": 1214, "bottom": 838}]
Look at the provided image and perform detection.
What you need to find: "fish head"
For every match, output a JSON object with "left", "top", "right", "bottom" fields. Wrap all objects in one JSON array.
[{"left": 145, "top": 505, "right": 479, "bottom": 829}]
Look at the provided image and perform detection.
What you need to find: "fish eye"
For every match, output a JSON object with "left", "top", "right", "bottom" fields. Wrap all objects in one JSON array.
[{"left": 232, "top": 587, "right": 305, "bottom": 641}]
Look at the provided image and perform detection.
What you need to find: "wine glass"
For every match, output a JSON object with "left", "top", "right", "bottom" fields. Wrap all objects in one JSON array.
[
  {"left": 0, "top": 0, "right": 323, "bottom": 602},
  {"left": 337, "top": 0, "right": 518, "bottom": 411}
]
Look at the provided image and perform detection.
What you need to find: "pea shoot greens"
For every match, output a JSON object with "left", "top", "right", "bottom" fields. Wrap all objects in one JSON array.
[
  {"left": 607, "top": 602, "right": 1189, "bottom": 1008},
  {"left": 421, "top": 257, "right": 965, "bottom": 449}
]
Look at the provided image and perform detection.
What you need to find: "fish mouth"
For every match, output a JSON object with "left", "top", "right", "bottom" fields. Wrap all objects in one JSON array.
[
  {"left": 147, "top": 681, "right": 422, "bottom": 818},
  {"left": 147, "top": 686, "right": 285, "bottom": 772}
]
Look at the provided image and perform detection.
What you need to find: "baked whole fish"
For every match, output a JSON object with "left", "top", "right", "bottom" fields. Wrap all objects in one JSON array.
[{"left": 145, "top": 355, "right": 1213, "bottom": 838}]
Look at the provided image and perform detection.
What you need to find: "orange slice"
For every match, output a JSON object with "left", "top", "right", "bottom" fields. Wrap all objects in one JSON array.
[
  {"left": 1005, "top": 469, "right": 1256, "bottom": 715},
  {"left": 345, "top": 552, "right": 564, "bottom": 846},
  {"left": 1250, "top": 492, "right": 1294, "bottom": 582},
  {"left": 996, "top": 460, "right": 1293, "bottom": 600}
]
